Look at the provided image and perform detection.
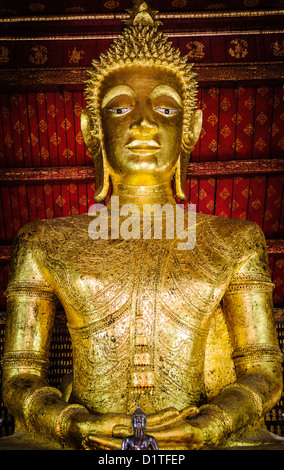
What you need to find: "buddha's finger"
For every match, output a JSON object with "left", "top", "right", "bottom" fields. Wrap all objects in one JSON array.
[
  {"left": 82, "top": 433, "right": 122, "bottom": 450},
  {"left": 151, "top": 440, "right": 201, "bottom": 451},
  {"left": 178, "top": 405, "right": 199, "bottom": 419},
  {"left": 147, "top": 407, "right": 180, "bottom": 426},
  {"left": 112, "top": 425, "right": 132, "bottom": 437}
]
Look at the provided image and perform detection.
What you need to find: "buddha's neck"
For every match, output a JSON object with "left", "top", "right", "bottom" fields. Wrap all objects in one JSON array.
[{"left": 108, "top": 181, "right": 176, "bottom": 209}]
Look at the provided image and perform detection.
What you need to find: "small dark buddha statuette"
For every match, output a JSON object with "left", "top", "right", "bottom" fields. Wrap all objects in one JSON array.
[{"left": 121, "top": 404, "right": 159, "bottom": 450}]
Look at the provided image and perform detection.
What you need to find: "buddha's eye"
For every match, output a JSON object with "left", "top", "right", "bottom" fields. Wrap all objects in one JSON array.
[
  {"left": 107, "top": 107, "right": 132, "bottom": 115},
  {"left": 154, "top": 107, "right": 179, "bottom": 116}
]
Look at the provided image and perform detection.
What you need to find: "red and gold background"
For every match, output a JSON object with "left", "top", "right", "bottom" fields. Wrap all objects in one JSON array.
[{"left": 0, "top": 0, "right": 283, "bottom": 438}]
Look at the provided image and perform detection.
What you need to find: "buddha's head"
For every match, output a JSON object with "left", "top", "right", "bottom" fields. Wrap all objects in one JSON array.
[
  {"left": 131, "top": 403, "right": 147, "bottom": 434},
  {"left": 81, "top": 1, "right": 202, "bottom": 201}
]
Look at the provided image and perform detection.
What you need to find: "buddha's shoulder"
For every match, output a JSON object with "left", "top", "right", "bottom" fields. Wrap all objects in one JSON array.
[
  {"left": 196, "top": 212, "right": 262, "bottom": 236},
  {"left": 15, "top": 214, "right": 90, "bottom": 245},
  {"left": 195, "top": 213, "right": 266, "bottom": 252}
]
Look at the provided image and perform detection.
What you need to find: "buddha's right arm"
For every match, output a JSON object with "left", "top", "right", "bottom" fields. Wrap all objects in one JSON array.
[
  {"left": 2, "top": 226, "right": 90, "bottom": 447},
  {"left": 2, "top": 292, "right": 93, "bottom": 447}
]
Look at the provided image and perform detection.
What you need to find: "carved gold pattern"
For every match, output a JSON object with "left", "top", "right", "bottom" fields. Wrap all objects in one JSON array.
[
  {"left": 199, "top": 404, "right": 234, "bottom": 435},
  {"left": 68, "top": 47, "right": 85, "bottom": 64},
  {"left": 55, "top": 404, "right": 88, "bottom": 446},
  {"left": 186, "top": 41, "right": 205, "bottom": 60},
  {"left": 229, "top": 39, "right": 248, "bottom": 59},
  {"left": 28, "top": 46, "right": 48, "bottom": 65},
  {"left": 224, "top": 383, "right": 263, "bottom": 419},
  {"left": 271, "top": 40, "right": 284, "bottom": 56},
  {"left": 2, "top": 351, "right": 50, "bottom": 371},
  {"left": 23, "top": 386, "right": 62, "bottom": 431},
  {"left": 0, "top": 46, "right": 9, "bottom": 63}
]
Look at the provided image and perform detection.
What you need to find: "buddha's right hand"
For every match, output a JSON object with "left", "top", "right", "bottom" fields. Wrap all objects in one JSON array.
[{"left": 69, "top": 410, "right": 132, "bottom": 446}]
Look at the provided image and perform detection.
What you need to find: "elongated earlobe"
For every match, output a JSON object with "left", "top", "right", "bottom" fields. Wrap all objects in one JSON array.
[
  {"left": 175, "top": 109, "right": 203, "bottom": 200},
  {"left": 175, "top": 152, "right": 188, "bottom": 200},
  {"left": 81, "top": 108, "right": 110, "bottom": 202}
]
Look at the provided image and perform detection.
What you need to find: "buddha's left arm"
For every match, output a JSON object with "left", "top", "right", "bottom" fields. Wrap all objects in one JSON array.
[{"left": 200, "top": 223, "right": 283, "bottom": 438}]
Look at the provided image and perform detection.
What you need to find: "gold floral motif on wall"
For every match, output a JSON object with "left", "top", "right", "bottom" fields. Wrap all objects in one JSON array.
[
  {"left": 68, "top": 47, "right": 85, "bottom": 64},
  {"left": 271, "top": 41, "right": 284, "bottom": 57},
  {"left": 29, "top": 46, "right": 48, "bottom": 65},
  {"left": 186, "top": 41, "right": 205, "bottom": 60},
  {"left": 171, "top": 0, "right": 187, "bottom": 7},
  {"left": 229, "top": 39, "right": 248, "bottom": 59},
  {"left": 65, "top": 7, "right": 86, "bottom": 12},
  {"left": 0, "top": 46, "right": 10, "bottom": 64},
  {"left": 29, "top": 3, "right": 45, "bottom": 12},
  {"left": 243, "top": 0, "right": 259, "bottom": 6},
  {"left": 104, "top": 1, "right": 120, "bottom": 8}
]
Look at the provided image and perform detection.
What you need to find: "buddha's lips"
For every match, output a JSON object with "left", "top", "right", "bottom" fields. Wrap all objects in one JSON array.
[
  {"left": 126, "top": 140, "right": 161, "bottom": 154},
  {"left": 126, "top": 139, "right": 161, "bottom": 149}
]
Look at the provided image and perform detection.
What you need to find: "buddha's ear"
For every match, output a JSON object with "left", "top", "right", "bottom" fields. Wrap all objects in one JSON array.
[
  {"left": 182, "top": 109, "right": 203, "bottom": 154},
  {"left": 175, "top": 109, "right": 203, "bottom": 201},
  {"left": 81, "top": 108, "right": 101, "bottom": 157},
  {"left": 81, "top": 108, "right": 109, "bottom": 202}
]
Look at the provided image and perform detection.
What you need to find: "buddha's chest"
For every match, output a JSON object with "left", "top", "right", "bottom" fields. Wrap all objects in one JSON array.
[
  {"left": 47, "top": 236, "right": 236, "bottom": 408},
  {"left": 48, "top": 236, "right": 233, "bottom": 334}
]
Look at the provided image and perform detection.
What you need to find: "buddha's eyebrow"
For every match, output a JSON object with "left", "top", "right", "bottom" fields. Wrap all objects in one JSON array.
[
  {"left": 149, "top": 85, "right": 182, "bottom": 107},
  {"left": 101, "top": 85, "right": 136, "bottom": 108}
]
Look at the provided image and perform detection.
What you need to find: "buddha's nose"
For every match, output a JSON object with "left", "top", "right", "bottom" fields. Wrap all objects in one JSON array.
[{"left": 130, "top": 119, "right": 158, "bottom": 140}]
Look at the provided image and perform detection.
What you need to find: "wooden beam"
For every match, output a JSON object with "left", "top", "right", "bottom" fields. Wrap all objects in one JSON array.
[
  {"left": 0, "top": 166, "right": 96, "bottom": 184},
  {"left": 187, "top": 159, "right": 284, "bottom": 177},
  {"left": 1, "top": 9, "right": 282, "bottom": 23},
  {"left": 0, "top": 160, "right": 283, "bottom": 185},
  {"left": 0, "top": 9, "right": 282, "bottom": 38},
  {"left": 266, "top": 239, "right": 284, "bottom": 256},
  {"left": 0, "top": 63, "right": 283, "bottom": 91}
]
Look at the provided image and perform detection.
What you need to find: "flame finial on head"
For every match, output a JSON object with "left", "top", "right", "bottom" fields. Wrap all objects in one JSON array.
[{"left": 124, "top": 1, "right": 161, "bottom": 27}]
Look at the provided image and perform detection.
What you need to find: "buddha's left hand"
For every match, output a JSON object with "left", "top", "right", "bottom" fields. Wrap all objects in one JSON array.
[{"left": 137, "top": 414, "right": 224, "bottom": 449}]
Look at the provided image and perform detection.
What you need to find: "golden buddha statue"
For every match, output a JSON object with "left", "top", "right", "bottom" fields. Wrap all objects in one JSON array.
[{"left": 1, "top": 1, "right": 284, "bottom": 450}]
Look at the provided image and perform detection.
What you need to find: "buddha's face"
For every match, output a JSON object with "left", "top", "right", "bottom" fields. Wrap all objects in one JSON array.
[
  {"left": 132, "top": 414, "right": 146, "bottom": 432},
  {"left": 99, "top": 66, "right": 184, "bottom": 186}
]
